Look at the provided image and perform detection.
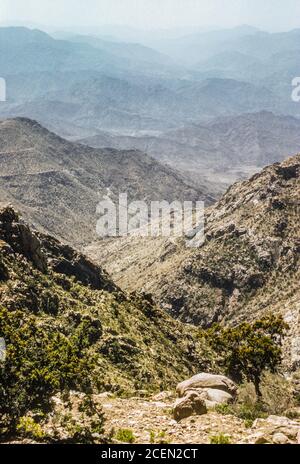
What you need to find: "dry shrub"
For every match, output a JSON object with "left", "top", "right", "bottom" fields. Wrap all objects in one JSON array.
[{"left": 260, "top": 372, "right": 296, "bottom": 415}]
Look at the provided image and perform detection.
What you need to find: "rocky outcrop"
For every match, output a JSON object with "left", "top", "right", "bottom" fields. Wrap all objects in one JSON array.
[
  {"left": 174, "top": 373, "right": 237, "bottom": 420},
  {"left": 0, "top": 205, "right": 118, "bottom": 292},
  {"left": 0, "top": 206, "right": 47, "bottom": 272},
  {"left": 38, "top": 233, "right": 118, "bottom": 292},
  {"left": 177, "top": 373, "right": 237, "bottom": 398}
]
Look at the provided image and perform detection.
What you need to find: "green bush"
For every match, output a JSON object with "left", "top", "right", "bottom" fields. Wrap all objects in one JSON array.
[
  {"left": 0, "top": 306, "right": 95, "bottom": 435},
  {"left": 215, "top": 376, "right": 296, "bottom": 426},
  {"left": 114, "top": 428, "right": 136, "bottom": 443},
  {"left": 149, "top": 430, "right": 170, "bottom": 444},
  {"left": 210, "top": 433, "right": 231, "bottom": 444},
  {"left": 260, "top": 372, "right": 296, "bottom": 415},
  {"left": 16, "top": 416, "right": 45, "bottom": 440}
]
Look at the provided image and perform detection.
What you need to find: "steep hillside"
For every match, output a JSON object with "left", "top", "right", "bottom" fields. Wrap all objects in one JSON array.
[
  {"left": 0, "top": 118, "right": 211, "bottom": 246},
  {"left": 0, "top": 205, "right": 219, "bottom": 439},
  {"left": 86, "top": 154, "right": 300, "bottom": 369}
]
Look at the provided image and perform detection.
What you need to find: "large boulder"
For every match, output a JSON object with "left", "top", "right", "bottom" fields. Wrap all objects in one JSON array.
[
  {"left": 176, "top": 373, "right": 237, "bottom": 398},
  {"left": 173, "top": 391, "right": 207, "bottom": 421},
  {"left": 173, "top": 373, "right": 237, "bottom": 419},
  {"left": 200, "top": 388, "right": 233, "bottom": 406}
]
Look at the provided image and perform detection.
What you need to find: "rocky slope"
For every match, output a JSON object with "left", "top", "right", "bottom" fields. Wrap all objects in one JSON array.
[
  {"left": 101, "top": 393, "right": 300, "bottom": 444},
  {"left": 0, "top": 189, "right": 299, "bottom": 444},
  {"left": 0, "top": 118, "right": 212, "bottom": 246},
  {"left": 86, "top": 153, "right": 300, "bottom": 369},
  {"left": 0, "top": 205, "right": 212, "bottom": 394}
]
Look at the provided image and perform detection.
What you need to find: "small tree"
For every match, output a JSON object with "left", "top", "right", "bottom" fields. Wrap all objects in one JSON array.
[{"left": 206, "top": 315, "right": 288, "bottom": 397}]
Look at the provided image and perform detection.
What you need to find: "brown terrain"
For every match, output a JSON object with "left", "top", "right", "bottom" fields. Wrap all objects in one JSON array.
[
  {"left": 86, "top": 153, "right": 300, "bottom": 370},
  {"left": 0, "top": 118, "right": 213, "bottom": 247}
]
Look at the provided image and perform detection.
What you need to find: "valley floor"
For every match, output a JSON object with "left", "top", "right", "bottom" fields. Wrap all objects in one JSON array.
[
  {"left": 102, "top": 394, "right": 300, "bottom": 445},
  {"left": 3, "top": 393, "right": 300, "bottom": 445},
  {"left": 103, "top": 394, "right": 248, "bottom": 444}
]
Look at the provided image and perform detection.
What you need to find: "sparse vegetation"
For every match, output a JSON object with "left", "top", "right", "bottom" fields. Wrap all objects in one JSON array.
[
  {"left": 210, "top": 433, "right": 231, "bottom": 444},
  {"left": 16, "top": 416, "right": 45, "bottom": 440},
  {"left": 215, "top": 373, "right": 298, "bottom": 426},
  {"left": 0, "top": 206, "right": 212, "bottom": 440},
  {"left": 149, "top": 430, "right": 170, "bottom": 444},
  {"left": 114, "top": 428, "right": 136, "bottom": 443}
]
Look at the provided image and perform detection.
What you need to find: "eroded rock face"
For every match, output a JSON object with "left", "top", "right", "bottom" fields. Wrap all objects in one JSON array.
[
  {"left": 39, "top": 233, "right": 118, "bottom": 292},
  {"left": 0, "top": 206, "right": 47, "bottom": 272},
  {"left": 0, "top": 205, "right": 118, "bottom": 292}
]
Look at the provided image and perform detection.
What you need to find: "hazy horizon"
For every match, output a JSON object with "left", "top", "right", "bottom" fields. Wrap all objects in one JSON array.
[{"left": 1, "top": 0, "right": 300, "bottom": 34}]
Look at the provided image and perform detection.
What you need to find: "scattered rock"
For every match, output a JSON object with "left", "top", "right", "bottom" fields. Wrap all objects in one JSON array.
[
  {"left": 152, "top": 391, "right": 174, "bottom": 401},
  {"left": 264, "top": 415, "right": 299, "bottom": 427},
  {"left": 249, "top": 415, "right": 300, "bottom": 444},
  {"left": 253, "top": 433, "right": 271, "bottom": 444},
  {"left": 39, "top": 233, "right": 117, "bottom": 292},
  {"left": 272, "top": 432, "right": 290, "bottom": 445}
]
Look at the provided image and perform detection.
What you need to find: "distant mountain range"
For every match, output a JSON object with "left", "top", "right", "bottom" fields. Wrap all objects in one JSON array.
[
  {"left": 0, "top": 26, "right": 299, "bottom": 142},
  {"left": 0, "top": 118, "right": 212, "bottom": 246},
  {"left": 0, "top": 26, "right": 180, "bottom": 77},
  {"left": 1, "top": 26, "right": 300, "bottom": 229},
  {"left": 151, "top": 26, "right": 300, "bottom": 110},
  {"left": 79, "top": 111, "right": 300, "bottom": 188}
]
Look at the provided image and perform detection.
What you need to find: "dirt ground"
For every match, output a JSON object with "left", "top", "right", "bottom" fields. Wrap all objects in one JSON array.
[{"left": 102, "top": 394, "right": 249, "bottom": 444}]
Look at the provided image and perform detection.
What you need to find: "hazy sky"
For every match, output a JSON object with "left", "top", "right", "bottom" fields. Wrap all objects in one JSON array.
[{"left": 1, "top": 0, "right": 300, "bottom": 32}]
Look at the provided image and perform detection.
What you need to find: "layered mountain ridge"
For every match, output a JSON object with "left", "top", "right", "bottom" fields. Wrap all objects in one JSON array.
[
  {"left": 0, "top": 118, "right": 213, "bottom": 246},
  {"left": 80, "top": 111, "right": 300, "bottom": 188}
]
